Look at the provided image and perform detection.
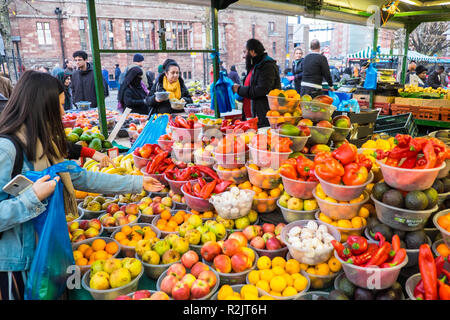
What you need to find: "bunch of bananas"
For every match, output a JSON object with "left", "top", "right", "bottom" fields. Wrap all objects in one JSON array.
[
  {"left": 399, "top": 85, "right": 448, "bottom": 95},
  {"left": 83, "top": 154, "right": 143, "bottom": 175}
]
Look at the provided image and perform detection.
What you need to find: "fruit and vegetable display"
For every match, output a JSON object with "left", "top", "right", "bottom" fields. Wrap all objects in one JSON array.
[
  {"left": 399, "top": 84, "right": 448, "bottom": 98},
  {"left": 68, "top": 219, "right": 103, "bottom": 243},
  {"left": 243, "top": 223, "right": 286, "bottom": 252},
  {"left": 178, "top": 217, "right": 227, "bottom": 246},
  {"left": 73, "top": 238, "right": 119, "bottom": 266}
]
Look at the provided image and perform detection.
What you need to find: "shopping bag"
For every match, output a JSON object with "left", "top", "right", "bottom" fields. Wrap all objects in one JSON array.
[
  {"left": 128, "top": 114, "right": 169, "bottom": 154},
  {"left": 328, "top": 90, "right": 340, "bottom": 107},
  {"left": 363, "top": 63, "right": 378, "bottom": 90},
  {"left": 24, "top": 160, "right": 83, "bottom": 300},
  {"left": 210, "top": 71, "right": 234, "bottom": 113}
]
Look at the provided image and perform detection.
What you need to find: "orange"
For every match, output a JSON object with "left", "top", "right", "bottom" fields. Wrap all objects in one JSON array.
[
  {"left": 76, "top": 257, "right": 88, "bottom": 266},
  {"left": 436, "top": 243, "right": 450, "bottom": 257},
  {"left": 282, "top": 286, "right": 297, "bottom": 297},
  {"left": 183, "top": 215, "right": 190, "bottom": 222},
  {"left": 248, "top": 270, "right": 260, "bottom": 285},
  {"left": 121, "top": 225, "right": 133, "bottom": 236},
  {"left": 281, "top": 273, "right": 293, "bottom": 287},
  {"left": 177, "top": 210, "right": 187, "bottom": 216},
  {"left": 270, "top": 276, "right": 287, "bottom": 292},
  {"left": 144, "top": 230, "right": 156, "bottom": 240},
  {"left": 77, "top": 244, "right": 90, "bottom": 255},
  {"left": 315, "top": 263, "right": 330, "bottom": 276},
  {"left": 285, "top": 259, "right": 301, "bottom": 275},
  {"left": 269, "top": 188, "right": 281, "bottom": 198},
  {"left": 131, "top": 232, "right": 142, "bottom": 242},
  {"left": 255, "top": 280, "right": 270, "bottom": 293},
  {"left": 272, "top": 256, "right": 286, "bottom": 269},
  {"left": 258, "top": 191, "right": 269, "bottom": 199},
  {"left": 157, "top": 218, "right": 167, "bottom": 226},
  {"left": 203, "top": 211, "right": 214, "bottom": 218},
  {"left": 252, "top": 186, "right": 263, "bottom": 194},
  {"left": 260, "top": 269, "right": 275, "bottom": 282},
  {"left": 93, "top": 250, "right": 108, "bottom": 260},
  {"left": 167, "top": 220, "right": 178, "bottom": 229},
  {"left": 174, "top": 214, "right": 184, "bottom": 225},
  {"left": 75, "top": 190, "right": 88, "bottom": 199},
  {"left": 240, "top": 284, "right": 259, "bottom": 299},
  {"left": 84, "top": 248, "right": 94, "bottom": 259},
  {"left": 191, "top": 210, "right": 200, "bottom": 215},
  {"left": 272, "top": 266, "right": 285, "bottom": 276},
  {"left": 218, "top": 285, "right": 234, "bottom": 300},
  {"left": 438, "top": 214, "right": 450, "bottom": 230},
  {"left": 257, "top": 256, "right": 272, "bottom": 270},
  {"left": 105, "top": 241, "right": 119, "bottom": 255},
  {"left": 256, "top": 203, "right": 267, "bottom": 213},
  {"left": 161, "top": 210, "right": 172, "bottom": 221},
  {"left": 120, "top": 238, "right": 130, "bottom": 246},
  {"left": 328, "top": 257, "right": 342, "bottom": 273},
  {"left": 114, "top": 231, "right": 126, "bottom": 242},
  {"left": 91, "top": 239, "right": 107, "bottom": 251},
  {"left": 73, "top": 250, "right": 83, "bottom": 261},
  {"left": 293, "top": 275, "right": 308, "bottom": 292}
]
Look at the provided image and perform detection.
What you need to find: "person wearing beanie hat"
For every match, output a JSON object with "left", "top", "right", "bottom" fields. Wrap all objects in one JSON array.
[
  {"left": 118, "top": 53, "right": 148, "bottom": 89},
  {"left": 408, "top": 65, "right": 427, "bottom": 87}
]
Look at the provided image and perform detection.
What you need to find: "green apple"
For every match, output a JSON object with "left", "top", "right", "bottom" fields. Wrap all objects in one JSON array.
[
  {"left": 209, "top": 222, "right": 227, "bottom": 240},
  {"left": 287, "top": 197, "right": 303, "bottom": 211},
  {"left": 196, "top": 225, "right": 209, "bottom": 234},
  {"left": 235, "top": 216, "right": 250, "bottom": 230},
  {"left": 201, "top": 231, "right": 216, "bottom": 244},
  {"left": 247, "top": 210, "right": 258, "bottom": 224},
  {"left": 178, "top": 222, "right": 195, "bottom": 237},
  {"left": 172, "top": 237, "right": 190, "bottom": 255},
  {"left": 90, "top": 260, "right": 105, "bottom": 276},
  {"left": 204, "top": 220, "right": 217, "bottom": 230},
  {"left": 152, "top": 239, "right": 171, "bottom": 256},
  {"left": 279, "top": 193, "right": 292, "bottom": 208},
  {"left": 188, "top": 215, "right": 203, "bottom": 228}
]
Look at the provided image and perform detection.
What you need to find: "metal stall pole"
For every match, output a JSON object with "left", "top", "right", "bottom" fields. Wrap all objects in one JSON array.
[
  {"left": 369, "top": 27, "right": 378, "bottom": 110},
  {"left": 400, "top": 23, "right": 419, "bottom": 85},
  {"left": 211, "top": 0, "right": 220, "bottom": 119}
]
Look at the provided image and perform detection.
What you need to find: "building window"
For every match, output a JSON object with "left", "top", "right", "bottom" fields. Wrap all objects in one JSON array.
[
  {"left": 269, "top": 21, "right": 275, "bottom": 34},
  {"left": 183, "top": 23, "right": 189, "bottom": 49},
  {"left": 79, "top": 19, "right": 87, "bottom": 50},
  {"left": 138, "top": 21, "right": 145, "bottom": 50},
  {"left": 125, "top": 20, "right": 131, "bottom": 49},
  {"left": 272, "top": 42, "right": 276, "bottom": 56},
  {"left": 183, "top": 71, "right": 187, "bottom": 79},
  {"left": 188, "top": 71, "right": 192, "bottom": 79},
  {"left": 144, "top": 21, "right": 150, "bottom": 50},
  {"left": 132, "top": 21, "right": 138, "bottom": 50},
  {"left": 37, "top": 22, "right": 52, "bottom": 45},
  {"left": 151, "top": 21, "right": 157, "bottom": 50},
  {"left": 178, "top": 23, "right": 183, "bottom": 49},
  {"left": 100, "top": 20, "right": 108, "bottom": 49},
  {"left": 108, "top": 20, "right": 114, "bottom": 50},
  {"left": 164, "top": 21, "right": 193, "bottom": 50}
]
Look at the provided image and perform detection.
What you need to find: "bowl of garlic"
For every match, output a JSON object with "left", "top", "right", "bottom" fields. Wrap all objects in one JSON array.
[{"left": 210, "top": 187, "right": 255, "bottom": 220}]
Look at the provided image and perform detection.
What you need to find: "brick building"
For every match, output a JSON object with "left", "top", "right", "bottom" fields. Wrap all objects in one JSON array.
[{"left": 8, "top": 0, "right": 287, "bottom": 85}]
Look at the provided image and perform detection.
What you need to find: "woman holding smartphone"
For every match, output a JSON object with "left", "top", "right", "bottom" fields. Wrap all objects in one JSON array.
[{"left": 0, "top": 71, "right": 164, "bottom": 300}]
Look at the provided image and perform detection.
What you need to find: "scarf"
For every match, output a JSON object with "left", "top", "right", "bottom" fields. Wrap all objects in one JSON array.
[
  {"left": 163, "top": 76, "right": 181, "bottom": 100},
  {"left": 16, "top": 126, "right": 78, "bottom": 217}
]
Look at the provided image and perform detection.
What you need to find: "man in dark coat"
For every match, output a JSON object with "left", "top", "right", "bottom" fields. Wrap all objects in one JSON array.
[
  {"left": 232, "top": 39, "right": 281, "bottom": 128},
  {"left": 228, "top": 65, "right": 241, "bottom": 84},
  {"left": 114, "top": 64, "right": 121, "bottom": 81},
  {"left": 427, "top": 65, "right": 445, "bottom": 89},
  {"left": 71, "top": 50, "right": 109, "bottom": 108}
]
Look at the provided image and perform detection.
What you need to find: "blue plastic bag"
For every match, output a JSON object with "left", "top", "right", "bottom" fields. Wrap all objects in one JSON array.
[
  {"left": 337, "top": 99, "right": 360, "bottom": 113},
  {"left": 328, "top": 90, "right": 340, "bottom": 107},
  {"left": 364, "top": 63, "right": 378, "bottom": 90},
  {"left": 210, "top": 71, "right": 234, "bottom": 113},
  {"left": 24, "top": 161, "right": 83, "bottom": 300},
  {"left": 128, "top": 114, "right": 169, "bottom": 154}
]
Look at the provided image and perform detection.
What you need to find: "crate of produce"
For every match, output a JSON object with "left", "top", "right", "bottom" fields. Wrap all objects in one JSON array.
[
  {"left": 415, "top": 106, "right": 441, "bottom": 121},
  {"left": 374, "top": 113, "right": 417, "bottom": 137},
  {"left": 441, "top": 107, "right": 450, "bottom": 122},
  {"left": 374, "top": 102, "right": 391, "bottom": 115},
  {"left": 333, "top": 109, "right": 379, "bottom": 125}
]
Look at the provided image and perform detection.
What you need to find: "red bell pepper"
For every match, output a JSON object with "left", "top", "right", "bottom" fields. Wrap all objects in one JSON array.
[
  {"left": 438, "top": 277, "right": 450, "bottom": 300},
  {"left": 199, "top": 180, "right": 217, "bottom": 199},
  {"left": 364, "top": 242, "right": 391, "bottom": 267},
  {"left": 314, "top": 157, "right": 345, "bottom": 184},
  {"left": 177, "top": 167, "right": 194, "bottom": 181},
  {"left": 279, "top": 164, "right": 298, "bottom": 180},
  {"left": 419, "top": 244, "right": 438, "bottom": 300},
  {"left": 213, "top": 180, "right": 233, "bottom": 194},
  {"left": 296, "top": 156, "right": 315, "bottom": 178},
  {"left": 415, "top": 140, "right": 437, "bottom": 169},
  {"left": 400, "top": 155, "right": 417, "bottom": 168},
  {"left": 342, "top": 163, "right": 368, "bottom": 186},
  {"left": 332, "top": 142, "right": 357, "bottom": 165},
  {"left": 346, "top": 243, "right": 379, "bottom": 266},
  {"left": 174, "top": 116, "right": 191, "bottom": 129},
  {"left": 313, "top": 151, "right": 333, "bottom": 164},
  {"left": 347, "top": 235, "right": 368, "bottom": 255},
  {"left": 355, "top": 153, "right": 373, "bottom": 172},
  {"left": 395, "top": 134, "right": 412, "bottom": 148},
  {"left": 409, "top": 137, "right": 429, "bottom": 153}
]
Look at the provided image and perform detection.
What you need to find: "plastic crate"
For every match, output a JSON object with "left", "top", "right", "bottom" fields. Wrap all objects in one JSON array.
[
  {"left": 374, "top": 102, "right": 391, "bottom": 115},
  {"left": 374, "top": 113, "right": 417, "bottom": 137},
  {"left": 415, "top": 106, "right": 440, "bottom": 121},
  {"left": 357, "top": 100, "right": 369, "bottom": 108},
  {"left": 441, "top": 107, "right": 450, "bottom": 122},
  {"left": 390, "top": 104, "right": 417, "bottom": 117}
]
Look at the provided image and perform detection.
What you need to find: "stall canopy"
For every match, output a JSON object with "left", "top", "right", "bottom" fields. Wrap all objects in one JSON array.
[{"left": 347, "top": 46, "right": 438, "bottom": 62}]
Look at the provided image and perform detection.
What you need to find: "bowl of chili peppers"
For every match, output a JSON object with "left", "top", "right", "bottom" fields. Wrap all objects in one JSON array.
[
  {"left": 371, "top": 194, "right": 438, "bottom": 232},
  {"left": 375, "top": 135, "right": 449, "bottom": 191},
  {"left": 164, "top": 167, "right": 205, "bottom": 195},
  {"left": 333, "top": 235, "right": 408, "bottom": 290},
  {"left": 169, "top": 115, "right": 203, "bottom": 142},
  {"left": 181, "top": 180, "right": 222, "bottom": 212}
]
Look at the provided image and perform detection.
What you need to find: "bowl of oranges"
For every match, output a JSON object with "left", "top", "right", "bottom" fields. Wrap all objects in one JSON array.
[
  {"left": 266, "top": 89, "right": 301, "bottom": 114},
  {"left": 152, "top": 210, "right": 191, "bottom": 238},
  {"left": 111, "top": 223, "right": 161, "bottom": 258},
  {"left": 214, "top": 164, "right": 248, "bottom": 185},
  {"left": 245, "top": 256, "right": 310, "bottom": 300},
  {"left": 433, "top": 209, "right": 450, "bottom": 247},
  {"left": 72, "top": 237, "right": 120, "bottom": 275},
  {"left": 246, "top": 162, "right": 281, "bottom": 190}
]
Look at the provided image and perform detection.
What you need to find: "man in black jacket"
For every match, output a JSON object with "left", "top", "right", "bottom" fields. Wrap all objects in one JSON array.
[
  {"left": 232, "top": 39, "right": 281, "bottom": 128},
  {"left": 71, "top": 50, "right": 109, "bottom": 109},
  {"left": 427, "top": 66, "right": 445, "bottom": 89},
  {"left": 300, "top": 39, "right": 333, "bottom": 98}
]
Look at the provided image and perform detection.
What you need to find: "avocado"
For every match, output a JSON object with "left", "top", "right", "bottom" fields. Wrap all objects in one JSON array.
[
  {"left": 432, "top": 179, "right": 445, "bottom": 194},
  {"left": 89, "top": 138, "right": 103, "bottom": 151},
  {"left": 423, "top": 188, "right": 438, "bottom": 209},
  {"left": 354, "top": 287, "right": 374, "bottom": 300},
  {"left": 393, "top": 229, "right": 406, "bottom": 240},
  {"left": 289, "top": 152, "right": 303, "bottom": 159},
  {"left": 367, "top": 217, "right": 381, "bottom": 235},
  {"left": 443, "top": 178, "right": 450, "bottom": 193},
  {"left": 400, "top": 240, "right": 407, "bottom": 249},
  {"left": 372, "top": 182, "right": 391, "bottom": 201},
  {"left": 337, "top": 275, "right": 356, "bottom": 299},
  {"left": 382, "top": 189, "right": 405, "bottom": 208},
  {"left": 102, "top": 140, "right": 113, "bottom": 149},
  {"left": 405, "top": 230, "right": 428, "bottom": 249},
  {"left": 91, "top": 132, "right": 105, "bottom": 141},
  {"left": 72, "top": 127, "right": 84, "bottom": 136},
  {"left": 79, "top": 133, "right": 92, "bottom": 143},
  {"left": 370, "top": 223, "right": 393, "bottom": 242},
  {"left": 376, "top": 288, "right": 398, "bottom": 300},
  {"left": 405, "top": 191, "right": 429, "bottom": 210},
  {"left": 328, "top": 289, "right": 350, "bottom": 300},
  {"left": 435, "top": 130, "right": 449, "bottom": 139},
  {"left": 66, "top": 133, "right": 79, "bottom": 143},
  {"left": 390, "top": 282, "right": 404, "bottom": 300},
  {"left": 280, "top": 123, "right": 300, "bottom": 136}
]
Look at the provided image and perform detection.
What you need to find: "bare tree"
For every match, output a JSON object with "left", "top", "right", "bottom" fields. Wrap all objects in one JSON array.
[
  {"left": 410, "top": 22, "right": 450, "bottom": 56},
  {"left": 0, "top": 0, "right": 14, "bottom": 79}
]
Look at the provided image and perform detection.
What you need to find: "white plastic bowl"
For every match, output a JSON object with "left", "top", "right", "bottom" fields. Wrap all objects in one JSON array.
[
  {"left": 157, "top": 139, "right": 174, "bottom": 152},
  {"left": 316, "top": 170, "right": 373, "bottom": 202},
  {"left": 165, "top": 176, "right": 199, "bottom": 195},
  {"left": 246, "top": 162, "right": 281, "bottom": 190},
  {"left": 110, "top": 223, "right": 161, "bottom": 258},
  {"left": 181, "top": 182, "right": 215, "bottom": 212},
  {"left": 313, "top": 189, "right": 369, "bottom": 220},
  {"left": 334, "top": 245, "right": 408, "bottom": 290},
  {"left": 266, "top": 95, "right": 299, "bottom": 113},
  {"left": 72, "top": 237, "right": 120, "bottom": 275},
  {"left": 280, "top": 220, "right": 341, "bottom": 265},
  {"left": 300, "top": 101, "right": 336, "bottom": 121},
  {"left": 213, "top": 150, "right": 248, "bottom": 169},
  {"left": 277, "top": 199, "right": 318, "bottom": 223},
  {"left": 437, "top": 159, "right": 450, "bottom": 179},
  {"left": 132, "top": 154, "right": 151, "bottom": 170},
  {"left": 214, "top": 164, "right": 248, "bottom": 184},
  {"left": 433, "top": 209, "right": 450, "bottom": 247},
  {"left": 172, "top": 146, "right": 195, "bottom": 163},
  {"left": 194, "top": 151, "right": 216, "bottom": 168},
  {"left": 376, "top": 159, "right": 445, "bottom": 191},
  {"left": 248, "top": 144, "right": 292, "bottom": 170},
  {"left": 281, "top": 173, "right": 319, "bottom": 199},
  {"left": 140, "top": 169, "right": 168, "bottom": 186},
  {"left": 271, "top": 131, "right": 310, "bottom": 153},
  {"left": 135, "top": 252, "right": 181, "bottom": 280},
  {"left": 372, "top": 194, "right": 438, "bottom": 231}
]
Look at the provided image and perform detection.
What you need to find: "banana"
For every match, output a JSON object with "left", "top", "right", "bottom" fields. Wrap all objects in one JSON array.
[
  {"left": 124, "top": 158, "right": 133, "bottom": 173},
  {"left": 113, "top": 155, "right": 124, "bottom": 166},
  {"left": 85, "top": 161, "right": 99, "bottom": 171},
  {"left": 91, "top": 165, "right": 100, "bottom": 172},
  {"left": 83, "top": 159, "right": 96, "bottom": 169}
]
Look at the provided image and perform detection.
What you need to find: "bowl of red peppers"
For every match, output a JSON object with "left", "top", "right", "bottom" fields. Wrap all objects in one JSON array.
[
  {"left": 164, "top": 166, "right": 207, "bottom": 195},
  {"left": 249, "top": 134, "right": 293, "bottom": 170},
  {"left": 375, "top": 135, "right": 450, "bottom": 191},
  {"left": 333, "top": 233, "right": 408, "bottom": 290},
  {"left": 313, "top": 143, "right": 374, "bottom": 201},
  {"left": 213, "top": 134, "right": 249, "bottom": 169},
  {"left": 157, "top": 133, "right": 174, "bottom": 152},
  {"left": 133, "top": 143, "right": 170, "bottom": 170},
  {"left": 279, "top": 155, "right": 319, "bottom": 199},
  {"left": 168, "top": 115, "right": 203, "bottom": 142},
  {"left": 405, "top": 244, "right": 450, "bottom": 300}
]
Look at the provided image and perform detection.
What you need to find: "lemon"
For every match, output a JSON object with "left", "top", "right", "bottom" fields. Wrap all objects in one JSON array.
[
  {"left": 282, "top": 286, "right": 298, "bottom": 297},
  {"left": 272, "top": 266, "right": 285, "bottom": 276},
  {"left": 271, "top": 256, "right": 286, "bottom": 269},
  {"left": 293, "top": 275, "right": 308, "bottom": 292},
  {"left": 256, "top": 280, "right": 270, "bottom": 292},
  {"left": 285, "top": 259, "right": 301, "bottom": 275},
  {"left": 257, "top": 256, "right": 272, "bottom": 270},
  {"left": 270, "top": 276, "right": 287, "bottom": 292},
  {"left": 260, "top": 269, "right": 275, "bottom": 282},
  {"left": 248, "top": 270, "right": 260, "bottom": 285}
]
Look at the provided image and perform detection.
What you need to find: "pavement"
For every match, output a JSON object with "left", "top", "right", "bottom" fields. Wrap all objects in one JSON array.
[{"left": 105, "top": 89, "right": 119, "bottom": 110}]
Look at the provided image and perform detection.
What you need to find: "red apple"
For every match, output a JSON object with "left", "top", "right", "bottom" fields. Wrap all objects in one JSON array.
[
  {"left": 172, "top": 281, "right": 190, "bottom": 300},
  {"left": 167, "top": 263, "right": 186, "bottom": 280},
  {"left": 151, "top": 202, "right": 165, "bottom": 215},
  {"left": 200, "top": 241, "right": 222, "bottom": 262},
  {"left": 181, "top": 250, "right": 199, "bottom": 269},
  {"left": 274, "top": 223, "right": 286, "bottom": 236},
  {"left": 243, "top": 225, "right": 261, "bottom": 241},
  {"left": 88, "top": 219, "right": 101, "bottom": 230},
  {"left": 316, "top": 120, "right": 333, "bottom": 128},
  {"left": 181, "top": 273, "right": 196, "bottom": 289},
  {"left": 231, "top": 253, "right": 249, "bottom": 273},
  {"left": 115, "top": 295, "right": 132, "bottom": 300},
  {"left": 198, "top": 270, "right": 217, "bottom": 288},
  {"left": 222, "top": 238, "right": 242, "bottom": 257},
  {"left": 250, "top": 236, "right": 266, "bottom": 249},
  {"left": 276, "top": 234, "right": 286, "bottom": 247},
  {"left": 153, "top": 196, "right": 162, "bottom": 203},
  {"left": 107, "top": 203, "right": 120, "bottom": 214},
  {"left": 266, "top": 237, "right": 282, "bottom": 250},
  {"left": 213, "top": 254, "right": 232, "bottom": 273},
  {"left": 149, "top": 291, "right": 170, "bottom": 300},
  {"left": 160, "top": 274, "right": 179, "bottom": 295},
  {"left": 190, "top": 262, "right": 210, "bottom": 278},
  {"left": 262, "top": 232, "right": 275, "bottom": 243},
  {"left": 125, "top": 203, "right": 139, "bottom": 215},
  {"left": 190, "top": 279, "right": 210, "bottom": 299},
  {"left": 132, "top": 290, "right": 151, "bottom": 300},
  {"left": 262, "top": 223, "right": 275, "bottom": 234},
  {"left": 298, "top": 118, "right": 313, "bottom": 127},
  {"left": 79, "top": 220, "right": 89, "bottom": 230},
  {"left": 119, "top": 205, "right": 127, "bottom": 212},
  {"left": 228, "top": 232, "right": 248, "bottom": 248}
]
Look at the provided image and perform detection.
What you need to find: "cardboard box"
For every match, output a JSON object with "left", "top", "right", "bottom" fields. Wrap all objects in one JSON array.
[
  {"left": 353, "top": 94, "right": 370, "bottom": 102},
  {"left": 395, "top": 97, "right": 410, "bottom": 105},
  {"left": 374, "top": 96, "right": 395, "bottom": 104},
  {"left": 409, "top": 98, "right": 423, "bottom": 107}
]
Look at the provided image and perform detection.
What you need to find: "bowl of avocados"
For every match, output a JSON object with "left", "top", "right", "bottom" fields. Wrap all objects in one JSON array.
[{"left": 370, "top": 181, "right": 439, "bottom": 231}]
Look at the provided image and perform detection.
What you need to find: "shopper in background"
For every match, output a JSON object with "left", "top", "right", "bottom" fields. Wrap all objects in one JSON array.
[
  {"left": 341, "top": 67, "right": 352, "bottom": 83},
  {"left": 71, "top": 50, "right": 109, "bottom": 109},
  {"left": 232, "top": 38, "right": 281, "bottom": 128},
  {"left": 114, "top": 64, "right": 121, "bottom": 82},
  {"left": 299, "top": 39, "right": 333, "bottom": 98},
  {"left": 405, "top": 61, "right": 416, "bottom": 84},
  {"left": 427, "top": 65, "right": 446, "bottom": 89},
  {"left": 118, "top": 66, "right": 150, "bottom": 115},
  {"left": 0, "top": 73, "right": 12, "bottom": 99},
  {"left": 291, "top": 46, "right": 304, "bottom": 93},
  {"left": 119, "top": 54, "right": 148, "bottom": 89},
  {"left": 0, "top": 71, "right": 164, "bottom": 300},
  {"left": 146, "top": 59, "right": 192, "bottom": 115},
  {"left": 408, "top": 65, "right": 428, "bottom": 87},
  {"left": 281, "top": 68, "right": 294, "bottom": 90},
  {"left": 228, "top": 65, "right": 241, "bottom": 84}
]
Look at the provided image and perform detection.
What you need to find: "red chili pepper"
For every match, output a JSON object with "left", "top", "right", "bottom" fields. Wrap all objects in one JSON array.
[
  {"left": 164, "top": 163, "right": 176, "bottom": 173},
  {"left": 374, "top": 232, "right": 386, "bottom": 247},
  {"left": 415, "top": 140, "right": 437, "bottom": 169},
  {"left": 414, "top": 280, "right": 425, "bottom": 300},
  {"left": 183, "top": 181, "right": 193, "bottom": 195},
  {"left": 410, "top": 137, "right": 429, "bottom": 153},
  {"left": 332, "top": 142, "right": 358, "bottom": 165},
  {"left": 342, "top": 163, "right": 369, "bottom": 186},
  {"left": 419, "top": 244, "right": 438, "bottom": 300},
  {"left": 395, "top": 134, "right": 412, "bottom": 148},
  {"left": 364, "top": 242, "right": 391, "bottom": 267},
  {"left": 389, "top": 248, "right": 406, "bottom": 267},
  {"left": 347, "top": 235, "right": 368, "bottom": 255},
  {"left": 197, "top": 177, "right": 206, "bottom": 188},
  {"left": 155, "top": 163, "right": 168, "bottom": 174},
  {"left": 193, "top": 182, "right": 202, "bottom": 198},
  {"left": 438, "top": 276, "right": 450, "bottom": 300},
  {"left": 200, "top": 180, "right": 217, "bottom": 199},
  {"left": 177, "top": 167, "right": 193, "bottom": 181},
  {"left": 400, "top": 155, "right": 417, "bottom": 168},
  {"left": 146, "top": 151, "right": 169, "bottom": 174},
  {"left": 192, "top": 165, "right": 220, "bottom": 182},
  {"left": 214, "top": 180, "right": 233, "bottom": 194},
  {"left": 388, "top": 146, "right": 418, "bottom": 160},
  {"left": 174, "top": 116, "right": 190, "bottom": 129},
  {"left": 435, "top": 255, "right": 447, "bottom": 276},
  {"left": 391, "top": 234, "right": 401, "bottom": 252},
  {"left": 346, "top": 243, "right": 378, "bottom": 266},
  {"left": 331, "top": 240, "right": 351, "bottom": 261}
]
